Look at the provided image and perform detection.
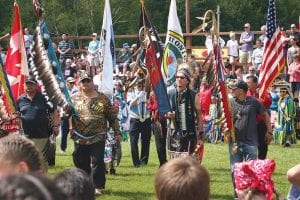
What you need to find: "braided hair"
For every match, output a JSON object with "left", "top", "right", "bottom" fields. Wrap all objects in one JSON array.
[{"left": 0, "top": 134, "right": 42, "bottom": 172}]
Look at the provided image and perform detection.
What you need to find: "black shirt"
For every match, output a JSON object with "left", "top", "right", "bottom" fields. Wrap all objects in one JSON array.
[{"left": 17, "top": 92, "right": 54, "bottom": 138}]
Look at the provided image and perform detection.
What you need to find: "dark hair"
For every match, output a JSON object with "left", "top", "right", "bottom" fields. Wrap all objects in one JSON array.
[
  {"left": 0, "top": 134, "right": 42, "bottom": 172},
  {"left": 247, "top": 75, "right": 258, "bottom": 84},
  {"left": 54, "top": 168, "right": 95, "bottom": 200},
  {"left": 0, "top": 173, "right": 68, "bottom": 200}
]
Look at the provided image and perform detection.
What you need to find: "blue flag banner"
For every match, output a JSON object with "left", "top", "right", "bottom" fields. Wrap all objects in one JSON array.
[{"left": 39, "top": 20, "right": 75, "bottom": 110}]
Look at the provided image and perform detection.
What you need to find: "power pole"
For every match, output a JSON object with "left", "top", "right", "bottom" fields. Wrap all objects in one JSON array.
[{"left": 185, "top": 0, "right": 191, "bottom": 54}]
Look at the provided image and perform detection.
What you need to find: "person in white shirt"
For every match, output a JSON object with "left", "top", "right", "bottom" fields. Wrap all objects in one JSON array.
[
  {"left": 24, "top": 27, "right": 33, "bottom": 57},
  {"left": 226, "top": 31, "right": 239, "bottom": 73},
  {"left": 251, "top": 39, "right": 264, "bottom": 72}
]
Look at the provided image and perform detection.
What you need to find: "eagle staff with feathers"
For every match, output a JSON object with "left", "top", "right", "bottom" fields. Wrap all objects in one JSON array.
[{"left": 193, "top": 10, "right": 238, "bottom": 154}]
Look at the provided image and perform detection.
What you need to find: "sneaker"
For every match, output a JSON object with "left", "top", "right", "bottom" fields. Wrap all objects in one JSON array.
[
  {"left": 110, "top": 168, "right": 116, "bottom": 175},
  {"left": 95, "top": 188, "right": 104, "bottom": 196},
  {"left": 284, "top": 142, "right": 291, "bottom": 147}
]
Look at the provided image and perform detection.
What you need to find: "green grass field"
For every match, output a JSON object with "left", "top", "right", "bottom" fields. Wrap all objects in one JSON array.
[{"left": 49, "top": 138, "right": 300, "bottom": 200}]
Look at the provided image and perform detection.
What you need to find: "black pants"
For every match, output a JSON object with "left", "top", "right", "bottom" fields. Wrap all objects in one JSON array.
[
  {"left": 152, "top": 119, "right": 167, "bottom": 166},
  {"left": 73, "top": 141, "right": 106, "bottom": 189},
  {"left": 258, "top": 120, "right": 268, "bottom": 159},
  {"left": 129, "top": 118, "right": 151, "bottom": 166},
  {"left": 60, "top": 118, "right": 69, "bottom": 151}
]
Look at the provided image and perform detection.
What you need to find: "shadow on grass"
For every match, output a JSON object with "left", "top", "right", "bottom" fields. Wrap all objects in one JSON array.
[
  {"left": 104, "top": 190, "right": 155, "bottom": 199},
  {"left": 210, "top": 194, "right": 233, "bottom": 200},
  {"left": 108, "top": 172, "right": 154, "bottom": 178}
]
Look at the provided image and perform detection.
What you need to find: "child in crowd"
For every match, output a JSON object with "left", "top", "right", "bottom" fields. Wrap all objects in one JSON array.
[
  {"left": 54, "top": 168, "right": 95, "bottom": 200},
  {"left": 226, "top": 31, "right": 239, "bottom": 73},
  {"left": 234, "top": 159, "right": 280, "bottom": 200},
  {"left": 0, "top": 134, "right": 42, "bottom": 178},
  {"left": 0, "top": 173, "right": 68, "bottom": 200},
  {"left": 206, "top": 95, "right": 222, "bottom": 143},
  {"left": 155, "top": 157, "right": 210, "bottom": 200}
]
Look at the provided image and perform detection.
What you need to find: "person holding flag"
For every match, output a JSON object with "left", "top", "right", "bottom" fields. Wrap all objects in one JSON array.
[{"left": 167, "top": 67, "right": 204, "bottom": 159}]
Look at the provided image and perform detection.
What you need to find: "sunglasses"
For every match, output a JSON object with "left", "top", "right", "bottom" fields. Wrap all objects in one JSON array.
[
  {"left": 176, "top": 76, "right": 186, "bottom": 80},
  {"left": 81, "top": 79, "right": 91, "bottom": 83}
]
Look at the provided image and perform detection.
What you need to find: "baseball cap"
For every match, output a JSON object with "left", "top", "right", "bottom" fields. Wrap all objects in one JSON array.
[
  {"left": 228, "top": 80, "right": 248, "bottom": 91},
  {"left": 25, "top": 77, "right": 38, "bottom": 84},
  {"left": 66, "top": 77, "right": 75, "bottom": 83},
  {"left": 79, "top": 73, "right": 92, "bottom": 82},
  {"left": 92, "top": 33, "right": 97, "bottom": 37},
  {"left": 123, "top": 43, "right": 130, "bottom": 49},
  {"left": 291, "top": 24, "right": 296, "bottom": 28}
]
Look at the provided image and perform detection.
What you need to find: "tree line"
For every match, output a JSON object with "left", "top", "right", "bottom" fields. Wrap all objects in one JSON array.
[{"left": 0, "top": 0, "right": 299, "bottom": 48}]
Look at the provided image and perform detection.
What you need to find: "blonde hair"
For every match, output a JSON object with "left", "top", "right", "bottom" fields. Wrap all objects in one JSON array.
[
  {"left": 0, "top": 134, "right": 42, "bottom": 172},
  {"left": 229, "top": 31, "right": 236, "bottom": 38},
  {"left": 155, "top": 157, "right": 210, "bottom": 200}
]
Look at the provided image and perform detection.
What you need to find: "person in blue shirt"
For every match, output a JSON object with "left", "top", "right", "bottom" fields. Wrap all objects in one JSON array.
[{"left": 87, "top": 33, "right": 100, "bottom": 76}]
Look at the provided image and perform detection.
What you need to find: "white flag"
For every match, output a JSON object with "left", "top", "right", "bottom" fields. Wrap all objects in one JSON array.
[
  {"left": 162, "top": 0, "right": 186, "bottom": 87},
  {"left": 99, "top": 0, "right": 115, "bottom": 95}
]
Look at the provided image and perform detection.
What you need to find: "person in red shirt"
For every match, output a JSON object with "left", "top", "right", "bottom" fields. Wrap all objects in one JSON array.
[
  {"left": 288, "top": 53, "right": 300, "bottom": 105},
  {"left": 246, "top": 75, "right": 272, "bottom": 159}
]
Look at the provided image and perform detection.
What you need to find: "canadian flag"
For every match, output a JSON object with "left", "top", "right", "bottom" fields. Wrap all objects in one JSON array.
[{"left": 5, "top": 2, "right": 29, "bottom": 102}]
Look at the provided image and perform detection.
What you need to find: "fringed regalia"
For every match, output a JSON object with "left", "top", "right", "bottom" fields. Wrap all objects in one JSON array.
[
  {"left": 273, "top": 96, "right": 297, "bottom": 145},
  {"left": 206, "top": 103, "right": 222, "bottom": 143},
  {"left": 167, "top": 88, "right": 197, "bottom": 159}
]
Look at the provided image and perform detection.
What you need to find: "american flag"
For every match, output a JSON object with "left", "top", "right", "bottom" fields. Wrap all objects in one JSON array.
[{"left": 258, "top": 0, "right": 284, "bottom": 99}]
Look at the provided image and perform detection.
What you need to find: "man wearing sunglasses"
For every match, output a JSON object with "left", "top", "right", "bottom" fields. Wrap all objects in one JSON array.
[
  {"left": 167, "top": 67, "right": 204, "bottom": 159},
  {"left": 239, "top": 23, "right": 254, "bottom": 74},
  {"left": 69, "top": 73, "right": 121, "bottom": 196}
]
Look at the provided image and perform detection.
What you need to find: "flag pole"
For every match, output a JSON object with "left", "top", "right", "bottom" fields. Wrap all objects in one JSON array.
[{"left": 202, "top": 10, "right": 237, "bottom": 154}]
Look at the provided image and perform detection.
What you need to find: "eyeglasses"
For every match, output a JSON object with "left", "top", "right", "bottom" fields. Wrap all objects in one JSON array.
[
  {"left": 81, "top": 79, "right": 91, "bottom": 83},
  {"left": 176, "top": 76, "right": 186, "bottom": 80}
]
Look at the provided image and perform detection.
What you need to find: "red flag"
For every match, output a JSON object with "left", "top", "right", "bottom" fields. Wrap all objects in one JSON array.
[
  {"left": 145, "top": 41, "right": 170, "bottom": 115},
  {"left": 5, "top": 2, "right": 29, "bottom": 102},
  {"left": 258, "top": 0, "right": 284, "bottom": 99}
]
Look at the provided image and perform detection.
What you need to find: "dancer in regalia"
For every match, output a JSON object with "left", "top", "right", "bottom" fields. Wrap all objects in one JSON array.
[
  {"left": 166, "top": 67, "right": 204, "bottom": 159},
  {"left": 273, "top": 81, "right": 297, "bottom": 147}
]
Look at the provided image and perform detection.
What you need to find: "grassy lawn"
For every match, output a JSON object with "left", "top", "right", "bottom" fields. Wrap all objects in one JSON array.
[{"left": 49, "top": 138, "right": 300, "bottom": 200}]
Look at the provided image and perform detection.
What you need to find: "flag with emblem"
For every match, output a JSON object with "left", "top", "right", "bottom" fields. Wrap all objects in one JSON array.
[
  {"left": 162, "top": 0, "right": 186, "bottom": 88},
  {"left": 258, "top": 0, "right": 284, "bottom": 99},
  {"left": 5, "top": 2, "right": 29, "bottom": 102},
  {"left": 99, "top": 0, "right": 115, "bottom": 95}
]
